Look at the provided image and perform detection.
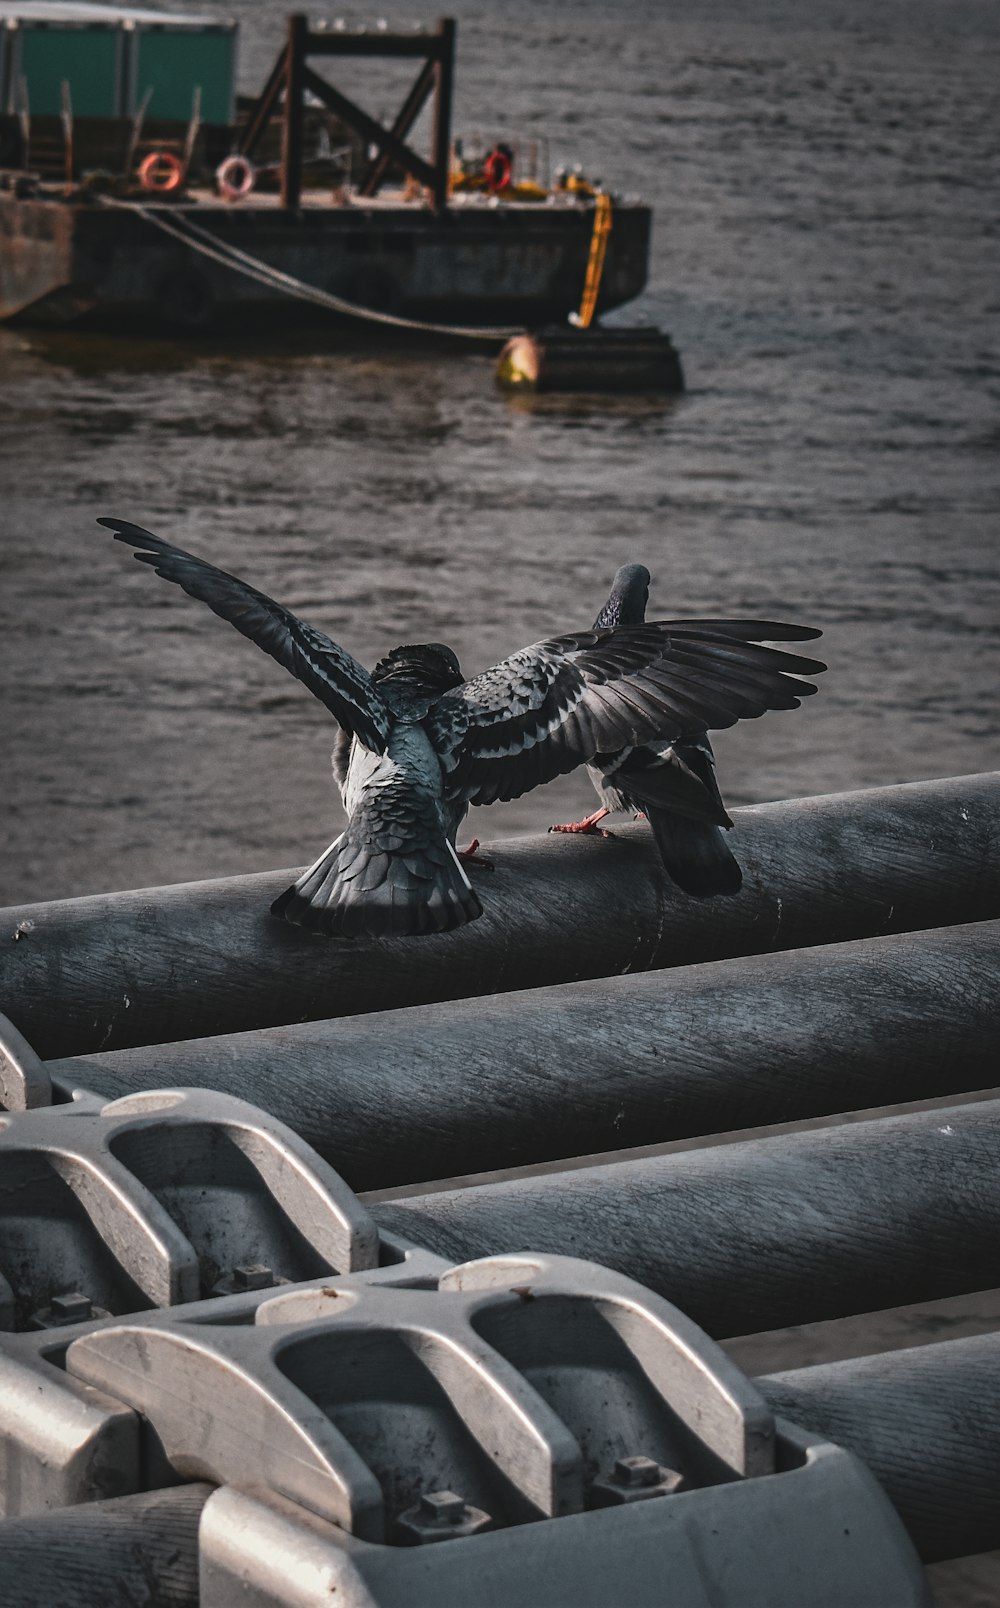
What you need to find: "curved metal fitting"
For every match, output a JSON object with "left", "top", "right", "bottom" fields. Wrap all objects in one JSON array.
[
  {"left": 66, "top": 1251, "right": 775, "bottom": 1545},
  {"left": 0, "top": 1085, "right": 378, "bottom": 1331},
  {"left": 0, "top": 1011, "right": 52, "bottom": 1111},
  {"left": 0, "top": 1236, "right": 446, "bottom": 1520}
]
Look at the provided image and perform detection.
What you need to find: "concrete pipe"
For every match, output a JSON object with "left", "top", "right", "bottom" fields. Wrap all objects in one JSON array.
[
  {"left": 373, "top": 1098, "right": 1000, "bottom": 1339},
  {"left": 1, "top": 773, "right": 998, "bottom": 1058},
  {"left": 760, "top": 1332, "right": 1000, "bottom": 1563},
  {"left": 0, "top": 1483, "right": 209, "bottom": 1606},
  {"left": 54, "top": 919, "right": 1000, "bottom": 1192}
]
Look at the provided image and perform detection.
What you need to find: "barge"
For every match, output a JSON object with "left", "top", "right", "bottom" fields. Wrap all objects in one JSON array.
[{"left": 0, "top": 7, "right": 652, "bottom": 334}]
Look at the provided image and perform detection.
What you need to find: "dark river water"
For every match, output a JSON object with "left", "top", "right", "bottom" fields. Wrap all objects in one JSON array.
[{"left": 1, "top": 0, "right": 997, "bottom": 904}]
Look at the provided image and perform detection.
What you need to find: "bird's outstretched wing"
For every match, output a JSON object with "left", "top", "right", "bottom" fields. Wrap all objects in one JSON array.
[
  {"left": 429, "top": 619, "right": 826, "bottom": 807},
  {"left": 98, "top": 519, "right": 391, "bottom": 754}
]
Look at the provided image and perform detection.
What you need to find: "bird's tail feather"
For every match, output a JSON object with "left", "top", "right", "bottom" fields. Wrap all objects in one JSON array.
[
  {"left": 271, "top": 827, "right": 483, "bottom": 938},
  {"left": 646, "top": 809, "right": 743, "bottom": 899}
]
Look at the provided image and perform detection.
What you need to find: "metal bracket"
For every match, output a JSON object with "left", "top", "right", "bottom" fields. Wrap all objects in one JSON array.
[
  {"left": 0, "top": 1010, "right": 53, "bottom": 1110},
  {"left": 0, "top": 1231, "right": 446, "bottom": 1518},
  {"left": 66, "top": 1251, "right": 774, "bottom": 1545},
  {"left": 198, "top": 1431, "right": 931, "bottom": 1608},
  {"left": 0, "top": 1084, "right": 378, "bottom": 1331}
]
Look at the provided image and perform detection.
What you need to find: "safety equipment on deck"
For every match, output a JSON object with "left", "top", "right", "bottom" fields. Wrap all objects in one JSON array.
[
  {"left": 137, "top": 151, "right": 184, "bottom": 194},
  {"left": 483, "top": 144, "right": 513, "bottom": 193},
  {"left": 216, "top": 154, "right": 256, "bottom": 201}
]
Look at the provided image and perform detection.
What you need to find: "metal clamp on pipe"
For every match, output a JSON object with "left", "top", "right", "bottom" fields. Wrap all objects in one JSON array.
[
  {"left": 0, "top": 1236, "right": 446, "bottom": 1520},
  {"left": 0, "top": 1079, "right": 379, "bottom": 1332},
  {"left": 0, "top": 1009, "right": 55, "bottom": 1111},
  {"left": 60, "top": 1252, "right": 927, "bottom": 1606}
]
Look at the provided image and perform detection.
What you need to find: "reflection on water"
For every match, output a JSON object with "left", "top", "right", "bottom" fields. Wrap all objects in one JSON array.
[{"left": 1, "top": 0, "right": 998, "bottom": 903}]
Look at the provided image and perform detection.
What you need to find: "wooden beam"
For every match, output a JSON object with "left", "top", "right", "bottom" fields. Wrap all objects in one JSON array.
[
  {"left": 301, "top": 65, "right": 438, "bottom": 192},
  {"left": 431, "top": 17, "right": 455, "bottom": 212},
  {"left": 304, "top": 31, "right": 449, "bottom": 59},
  {"left": 357, "top": 57, "right": 435, "bottom": 197},
  {"left": 239, "top": 44, "right": 288, "bottom": 160},
  {"left": 281, "top": 13, "right": 307, "bottom": 210}
]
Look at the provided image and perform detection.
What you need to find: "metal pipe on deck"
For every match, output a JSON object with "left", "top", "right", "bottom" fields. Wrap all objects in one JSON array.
[
  {"left": 372, "top": 1099, "right": 1000, "bottom": 1339},
  {"left": 2, "top": 774, "right": 999, "bottom": 1059},
  {"left": 759, "top": 1333, "right": 1000, "bottom": 1564},
  {"left": 56, "top": 919, "right": 1000, "bottom": 1192},
  {"left": 0, "top": 1484, "right": 209, "bottom": 1607}
]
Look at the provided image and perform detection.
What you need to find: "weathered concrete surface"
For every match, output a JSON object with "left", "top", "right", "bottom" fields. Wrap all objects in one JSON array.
[
  {"left": 2, "top": 774, "right": 998, "bottom": 1059},
  {"left": 372, "top": 1098, "right": 1000, "bottom": 1339},
  {"left": 57, "top": 919, "right": 1000, "bottom": 1191}
]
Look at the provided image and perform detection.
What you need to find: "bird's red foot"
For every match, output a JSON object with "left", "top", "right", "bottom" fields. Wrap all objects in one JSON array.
[
  {"left": 458, "top": 838, "right": 494, "bottom": 870},
  {"left": 549, "top": 808, "right": 614, "bottom": 839}
]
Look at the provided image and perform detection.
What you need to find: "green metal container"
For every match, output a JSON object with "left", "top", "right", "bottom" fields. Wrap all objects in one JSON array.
[
  {"left": 0, "top": 4, "right": 236, "bottom": 123},
  {"left": 132, "top": 22, "right": 234, "bottom": 124}
]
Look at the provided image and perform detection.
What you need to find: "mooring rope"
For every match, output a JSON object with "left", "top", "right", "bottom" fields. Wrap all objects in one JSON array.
[{"left": 100, "top": 196, "right": 522, "bottom": 340}]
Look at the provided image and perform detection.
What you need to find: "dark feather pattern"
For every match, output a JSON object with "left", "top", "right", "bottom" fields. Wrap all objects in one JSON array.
[
  {"left": 561, "top": 563, "right": 826, "bottom": 899},
  {"left": 432, "top": 621, "right": 825, "bottom": 808},
  {"left": 99, "top": 523, "right": 824, "bottom": 929},
  {"left": 97, "top": 518, "right": 391, "bottom": 755}
]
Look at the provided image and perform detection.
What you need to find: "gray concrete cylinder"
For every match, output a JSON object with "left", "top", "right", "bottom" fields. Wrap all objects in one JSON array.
[
  {"left": 56, "top": 919, "right": 1000, "bottom": 1191},
  {"left": 1, "top": 773, "right": 998, "bottom": 1058}
]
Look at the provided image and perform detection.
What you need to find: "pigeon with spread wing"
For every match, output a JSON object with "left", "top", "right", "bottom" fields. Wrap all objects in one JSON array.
[
  {"left": 98, "top": 520, "right": 825, "bottom": 937},
  {"left": 552, "top": 563, "right": 745, "bottom": 896}
]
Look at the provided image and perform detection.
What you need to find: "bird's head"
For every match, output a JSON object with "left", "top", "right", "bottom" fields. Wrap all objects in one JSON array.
[
  {"left": 594, "top": 563, "right": 651, "bottom": 629},
  {"left": 372, "top": 642, "right": 464, "bottom": 692}
]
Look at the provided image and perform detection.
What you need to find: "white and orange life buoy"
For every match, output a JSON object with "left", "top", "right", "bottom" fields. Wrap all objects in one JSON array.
[
  {"left": 216, "top": 155, "right": 256, "bottom": 202},
  {"left": 138, "top": 150, "right": 184, "bottom": 194}
]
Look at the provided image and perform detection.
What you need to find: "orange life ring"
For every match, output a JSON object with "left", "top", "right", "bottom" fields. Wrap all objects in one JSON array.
[
  {"left": 483, "top": 146, "right": 513, "bottom": 194},
  {"left": 216, "top": 154, "right": 256, "bottom": 201},
  {"left": 138, "top": 150, "right": 184, "bottom": 194}
]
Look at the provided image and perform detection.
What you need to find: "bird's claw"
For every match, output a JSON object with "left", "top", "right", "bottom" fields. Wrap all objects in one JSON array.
[
  {"left": 549, "top": 808, "right": 613, "bottom": 838},
  {"left": 550, "top": 823, "right": 616, "bottom": 839},
  {"left": 458, "top": 838, "right": 495, "bottom": 871}
]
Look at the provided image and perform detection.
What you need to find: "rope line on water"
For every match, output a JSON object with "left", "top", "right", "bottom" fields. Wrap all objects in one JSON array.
[{"left": 100, "top": 196, "right": 522, "bottom": 340}]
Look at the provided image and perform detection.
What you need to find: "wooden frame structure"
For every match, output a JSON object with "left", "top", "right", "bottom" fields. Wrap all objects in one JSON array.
[{"left": 239, "top": 13, "right": 455, "bottom": 212}]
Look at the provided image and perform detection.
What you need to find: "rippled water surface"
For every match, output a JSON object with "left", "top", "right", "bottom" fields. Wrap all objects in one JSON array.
[{"left": 1, "top": 0, "right": 997, "bottom": 902}]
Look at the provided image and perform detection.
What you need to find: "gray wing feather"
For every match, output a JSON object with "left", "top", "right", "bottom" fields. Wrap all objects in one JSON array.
[
  {"left": 98, "top": 519, "right": 391, "bottom": 754},
  {"left": 430, "top": 621, "right": 825, "bottom": 807}
]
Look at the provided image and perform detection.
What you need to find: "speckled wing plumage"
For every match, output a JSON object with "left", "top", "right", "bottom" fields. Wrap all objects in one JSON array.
[
  {"left": 429, "top": 621, "right": 825, "bottom": 807},
  {"left": 97, "top": 519, "right": 391, "bottom": 754}
]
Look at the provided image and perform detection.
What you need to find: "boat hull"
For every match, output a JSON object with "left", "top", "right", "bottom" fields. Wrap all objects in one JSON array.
[{"left": 0, "top": 193, "right": 651, "bottom": 333}]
